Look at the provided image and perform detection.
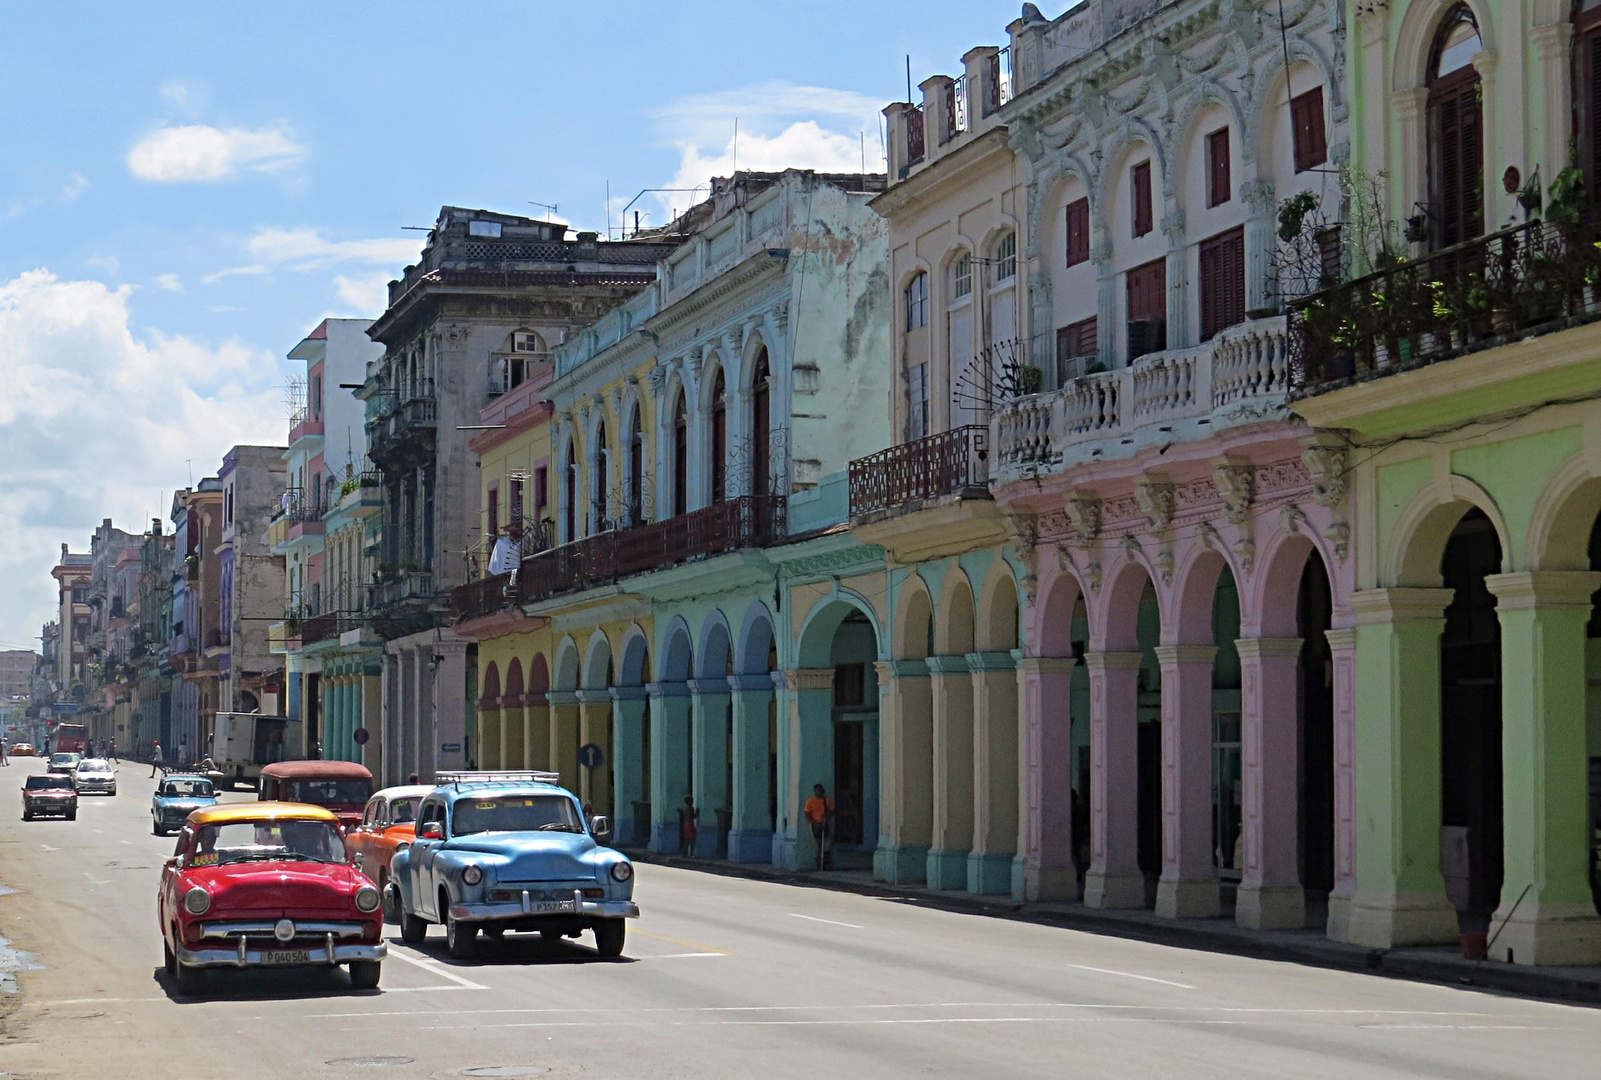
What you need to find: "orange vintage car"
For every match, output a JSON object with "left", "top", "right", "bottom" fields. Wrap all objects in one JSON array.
[{"left": 343, "top": 784, "right": 431, "bottom": 918}]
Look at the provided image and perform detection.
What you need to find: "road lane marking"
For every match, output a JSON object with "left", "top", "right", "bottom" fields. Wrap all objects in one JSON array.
[
  {"left": 82, "top": 872, "right": 112, "bottom": 885},
  {"left": 383, "top": 945, "right": 489, "bottom": 990},
  {"left": 787, "top": 913, "right": 863, "bottom": 929},
  {"left": 39, "top": 844, "right": 58, "bottom": 852},
  {"left": 1068, "top": 964, "right": 1195, "bottom": 990},
  {"left": 631, "top": 927, "right": 731, "bottom": 954},
  {"left": 633, "top": 951, "right": 725, "bottom": 959},
  {"left": 335, "top": 1002, "right": 1530, "bottom": 1021}
]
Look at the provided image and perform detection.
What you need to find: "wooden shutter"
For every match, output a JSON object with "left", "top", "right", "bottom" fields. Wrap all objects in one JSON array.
[
  {"left": 1131, "top": 161, "right": 1153, "bottom": 237},
  {"left": 1199, "top": 228, "right": 1245, "bottom": 341},
  {"left": 1431, "top": 73, "right": 1484, "bottom": 248},
  {"left": 1065, "top": 198, "right": 1090, "bottom": 266},
  {"left": 1057, "top": 317, "right": 1097, "bottom": 359},
  {"left": 1207, "top": 128, "right": 1231, "bottom": 207},
  {"left": 486, "top": 486, "right": 499, "bottom": 538},
  {"left": 1582, "top": 28, "right": 1601, "bottom": 192},
  {"left": 1127, "top": 259, "right": 1166, "bottom": 322},
  {"left": 1292, "top": 87, "right": 1327, "bottom": 173}
]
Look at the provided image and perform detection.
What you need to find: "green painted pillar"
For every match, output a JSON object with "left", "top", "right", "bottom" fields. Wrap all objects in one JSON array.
[
  {"left": 575, "top": 690, "right": 613, "bottom": 820},
  {"left": 611, "top": 689, "right": 648, "bottom": 847},
  {"left": 873, "top": 659, "right": 932, "bottom": 885},
  {"left": 727, "top": 674, "right": 775, "bottom": 863},
  {"left": 925, "top": 655, "right": 974, "bottom": 890},
  {"left": 782, "top": 668, "right": 835, "bottom": 871},
  {"left": 646, "top": 682, "right": 691, "bottom": 853},
  {"left": 689, "top": 679, "right": 731, "bottom": 857},
  {"left": 1485, "top": 571, "right": 1601, "bottom": 965},
  {"left": 1346, "top": 588, "right": 1459, "bottom": 948}
]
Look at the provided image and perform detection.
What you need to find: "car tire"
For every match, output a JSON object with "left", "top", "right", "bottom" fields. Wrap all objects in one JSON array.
[
  {"left": 21, "top": 810, "right": 30, "bottom": 822},
  {"left": 152, "top": 819, "right": 163, "bottom": 836},
  {"left": 173, "top": 959, "right": 204, "bottom": 995},
  {"left": 400, "top": 910, "right": 427, "bottom": 946},
  {"left": 593, "top": 921, "right": 626, "bottom": 958},
  {"left": 445, "top": 910, "right": 477, "bottom": 960},
  {"left": 378, "top": 873, "right": 398, "bottom": 924},
  {"left": 65, "top": 810, "right": 76, "bottom": 821},
  {"left": 163, "top": 939, "right": 177, "bottom": 978},
  {"left": 348, "top": 960, "right": 381, "bottom": 990}
]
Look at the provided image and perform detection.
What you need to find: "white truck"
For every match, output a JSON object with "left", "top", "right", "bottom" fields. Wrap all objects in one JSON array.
[{"left": 213, "top": 712, "right": 302, "bottom": 790}]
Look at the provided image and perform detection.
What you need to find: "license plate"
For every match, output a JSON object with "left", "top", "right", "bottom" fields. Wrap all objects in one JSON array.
[
  {"left": 528, "top": 899, "right": 574, "bottom": 914},
  {"left": 262, "top": 950, "right": 312, "bottom": 964}
]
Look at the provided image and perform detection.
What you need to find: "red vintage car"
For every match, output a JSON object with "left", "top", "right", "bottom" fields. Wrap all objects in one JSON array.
[
  {"left": 157, "top": 802, "right": 385, "bottom": 994},
  {"left": 258, "top": 760, "right": 373, "bottom": 832}
]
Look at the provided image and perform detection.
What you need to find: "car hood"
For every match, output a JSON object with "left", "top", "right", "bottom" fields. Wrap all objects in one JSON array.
[
  {"left": 442, "top": 832, "right": 611, "bottom": 880},
  {"left": 184, "top": 861, "right": 370, "bottom": 918},
  {"left": 25, "top": 789, "right": 74, "bottom": 798}
]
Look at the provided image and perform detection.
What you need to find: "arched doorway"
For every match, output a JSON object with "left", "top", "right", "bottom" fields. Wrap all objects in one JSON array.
[{"left": 1298, "top": 555, "right": 1336, "bottom": 924}]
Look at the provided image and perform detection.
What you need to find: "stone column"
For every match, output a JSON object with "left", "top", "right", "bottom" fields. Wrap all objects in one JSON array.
[
  {"left": 1163, "top": 214, "right": 1191, "bottom": 349},
  {"left": 1236, "top": 636, "right": 1305, "bottom": 930},
  {"left": 1472, "top": 50, "right": 1505, "bottom": 226},
  {"left": 575, "top": 689, "right": 613, "bottom": 817},
  {"left": 477, "top": 695, "right": 501, "bottom": 771},
  {"left": 967, "top": 651, "right": 1018, "bottom": 896},
  {"left": 1391, "top": 89, "right": 1431, "bottom": 233},
  {"left": 1083, "top": 651, "right": 1144, "bottom": 908},
  {"left": 1484, "top": 571, "right": 1601, "bottom": 965},
  {"left": 381, "top": 653, "right": 398, "bottom": 782},
  {"left": 1345, "top": 588, "right": 1458, "bottom": 948},
  {"left": 522, "top": 692, "right": 549, "bottom": 772},
  {"left": 646, "top": 682, "right": 692, "bottom": 853},
  {"left": 1531, "top": 24, "right": 1573, "bottom": 195},
  {"left": 1153, "top": 644, "right": 1220, "bottom": 919},
  {"left": 925, "top": 655, "right": 975, "bottom": 889},
  {"left": 1325, "top": 627, "right": 1359, "bottom": 942},
  {"left": 688, "top": 678, "right": 732, "bottom": 857},
  {"left": 728, "top": 674, "right": 775, "bottom": 863},
  {"left": 775, "top": 669, "right": 835, "bottom": 870},
  {"left": 546, "top": 690, "right": 581, "bottom": 794},
  {"left": 1241, "top": 178, "right": 1277, "bottom": 313},
  {"left": 874, "top": 659, "right": 932, "bottom": 885},
  {"left": 611, "top": 688, "right": 649, "bottom": 846},
  {"left": 432, "top": 640, "right": 467, "bottom": 775},
  {"left": 1017, "top": 656, "right": 1078, "bottom": 902},
  {"left": 502, "top": 692, "right": 525, "bottom": 770}
]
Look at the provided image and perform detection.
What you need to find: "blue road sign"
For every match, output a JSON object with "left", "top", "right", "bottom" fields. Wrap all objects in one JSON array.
[
  {"left": 577, "top": 742, "right": 605, "bottom": 769},
  {"left": 352, "top": 727, "right": 370, "bottom": 746}
]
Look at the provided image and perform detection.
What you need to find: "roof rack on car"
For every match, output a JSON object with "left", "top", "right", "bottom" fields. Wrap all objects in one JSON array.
[{"left": 434, "top": 770, "right": 562, "bottom": 791}]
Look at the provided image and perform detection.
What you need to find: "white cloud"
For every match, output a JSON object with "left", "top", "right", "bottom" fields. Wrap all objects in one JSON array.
[
  {"left": 127, "top": 124, "right": 306, "bottom": 183},
  {"left": 244, "top": 227, "right": 417, "bottom": 271},
  {"left": 200, "top": 265, "right": 269, "bottom": 285},
  {"left": 332, "top": 271, "right": 392, "bottom": 315},
  {"left": 87, "top": 255, "right": 120, "bottom": 276},
  {"left": 154, "top": 273, "right": 184, "bottom": 292},
  {"left": 159, "top": 80, "right": 205, "bottom": 114},
  {"left": 0, "top": 269, "right": 289, "bottom": 646},
  {"left": 60, "top": 173, "right": 89, "bottom": 202}
]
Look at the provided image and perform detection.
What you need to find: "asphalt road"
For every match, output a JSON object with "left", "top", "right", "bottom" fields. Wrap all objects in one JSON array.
[{"left": 0, "top": 758, "right": 1597, "bottom": 1080}]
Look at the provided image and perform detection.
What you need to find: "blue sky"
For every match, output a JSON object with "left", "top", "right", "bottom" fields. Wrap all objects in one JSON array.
[{"left": 0, "top": 1, "right": 1030, "bottom": 651}]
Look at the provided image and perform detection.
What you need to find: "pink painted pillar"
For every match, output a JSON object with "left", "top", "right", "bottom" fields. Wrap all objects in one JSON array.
[
  {"left": 1325, "top": 627, "right": 1359, "bottom": 942},
  {"left": 1017, "top": 657, "right": 1078, "bottom": 902},
  {"left": 1083, "top": 651, "right": 1144, "bottom": 908},
  {"left": 1236, "top": 636, "right": 1306, "bottom": 930},
  {"left": 1153, "top": 645, "right": 1220, "bottom": 918}
]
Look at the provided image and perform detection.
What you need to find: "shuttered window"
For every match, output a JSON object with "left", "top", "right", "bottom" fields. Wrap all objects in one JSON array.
[
  {"left": 1131, "top": 161, "right": 1153, "bottom": 237},
  {"left": 1199, "top": 227, "right": 1246, "bottom": 341},
  {"left": 1577, "top": 18, "right": 1601, "bottom": 193},
  {"left": 1207, "top": 128, "right": 1231, "bottom": 207},
  {"left": 1430, "top": 73, "right": 1484, "bottom": 248},
  {"left": 1056, "top": 317, "right": 1098, "bottom": 361},
  {"left": 1065, "top": 198, "right": 1090, "bottom": 266},
  {"left": 1126, "top": 258, "right": 1167, "bottom": 360},
  {"left": 1291, "top": 87, "right": 1327, "bottom": 173}
]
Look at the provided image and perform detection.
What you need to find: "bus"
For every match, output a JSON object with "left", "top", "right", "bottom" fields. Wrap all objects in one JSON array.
[{"left": 53, "top": 722, "right": 89, "bottom": 755}]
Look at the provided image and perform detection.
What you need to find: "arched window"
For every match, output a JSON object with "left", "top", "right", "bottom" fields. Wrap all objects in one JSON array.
[
  {"left": 751, "top": 348, "right": 771, "bottom": 498},
  {"left": 563, "top": 441, "right": 577, "bottom": 542},
  {"left": 710, "top": 368, "right": 727, "bottom": 504},
  {"left": 950, "top": 255, "right": 973, "bottom": 299},
  {"left": 1575, "top": 1, "right": 1601, "bottom": 190},
  {"left": 991, "top": 232, "right": 1017, "bottom": 283},
  {"left": 627, "top": 406, "right": 644, "bottom": 525},
  {"left": 672, "top": 391, "right": 688, "bottom": 517},
  {"left": 591, "top": 419, "right": 609, "bottom": 532},
  {"left": 1427, "top": 4, "right": 1484, "bottom": 248},
  {"left": 904, "top": 272, "right": 929, "bottom": 330}
]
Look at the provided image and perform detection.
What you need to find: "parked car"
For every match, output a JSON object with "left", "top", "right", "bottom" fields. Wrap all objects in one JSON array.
[
  {"left": 157, "top": 802, "right": 385, "bottom": 994},
  {"left": 151, "top": 775, "right": 219, "bottom": 835},
  {"left": 22, "top": 774, "right": 78, "bottom": 820},
  {"left": 258, "top": 760, "right": 373, "bottom": 832},
  {"left": 343, "top": 784, "right": 431, "bottom": 919},
  {"left": 9, "top": 743, "right": 34, "bottom": 757},
  {"left": 387, "top": 771, "right": 637, "bottom": 959},
  {"left": 47, "top": 752, "right": 82, "bottom": 775},
  {"left": 72, "top": 758, "right": 118, "bottom": 796}
]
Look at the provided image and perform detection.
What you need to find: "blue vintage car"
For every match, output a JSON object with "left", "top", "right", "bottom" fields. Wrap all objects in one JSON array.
[
  {"left": 150, "top": 775, "right": 219, "bottom": 835},
  {"left": 386, "top": 772, "right": 637, "bottom": 959}
]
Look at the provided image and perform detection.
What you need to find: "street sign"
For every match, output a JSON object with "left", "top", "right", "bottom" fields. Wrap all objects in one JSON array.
[
  {"left": 441, "top": 742, "right": 462, "bottom": 753},
  {"left": 577, "top": 743, "right": 605, "bottom": 769},
  {"left": 353, "top": 727, "right": 370, "bottom": 746}
]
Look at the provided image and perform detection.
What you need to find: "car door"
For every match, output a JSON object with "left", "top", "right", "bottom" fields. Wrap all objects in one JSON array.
[
  {"left": 158, "top": 829, "right": 190, "bottom": 934},
  {"left": 409, "top": 799, "right": 445, "bottom": 919},
  {"left": 346, "top": 796, "right": 381, "bottom": 871}
]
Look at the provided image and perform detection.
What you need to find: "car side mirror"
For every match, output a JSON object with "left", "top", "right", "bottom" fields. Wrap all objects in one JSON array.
[
  {"left": 164, "top": 855, "right": 181, "bottom": 869},
  {"left": 352, "top": 851, "right": 365, "bottom": 868},
  {"left": 589, "top": 815, "right": 611, "bottom": 836},
  {"left": 420, "top": 821, "right": 444, "bottom": 841}
]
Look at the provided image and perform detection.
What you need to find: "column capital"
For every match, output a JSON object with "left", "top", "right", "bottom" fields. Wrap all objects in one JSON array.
[
  {"left": 875, "top": 658, "right": 929, "bottom": 680},
  {"left": 687, "top": 678, "right": 733, "bottom": 697},
  {"left": 923, "top": 654, "right": 972, "bottom": 675},
  {"left": 574, "top": 688, "right": 612, "bottom": 705},
  {"left": 611, "top": 686, "right": 649, "bottom": 702},
  {"left": 645, "top": 681, "right": 691, "bottom": 699},
  {"left": 1484, "top": 570, "right": 1601, "bottom": 611},
  {"left": 1152, "top": 644, "right": 1218, "bottom": 666},
  {"left": 1016, "top": 656, "right": 1076, "bottom": 675},
  {"left": 1530, "top": 20, "right": 1573, "bottom": 56},
  {"left": 545, "top": 690, "right": 579, "bottom": 706},
  {"left": 1323, "top": 627, "right": 1357, "bottom": 651},
  {"left": 1083, "top": 650, "right": 1142, "bottom": 671},
  {"left": 726, "top": 673, "right": 774, "bottom": 693},
  {"left": 776, "top": 668, "right": 834, "bottom": 691},
  {"left": 1389, "top": 86, "right": 1430, "bottom": 118},
  {"left": 1349, "top": 586, "right": 1453, "bottom": 624},
  {"left": 1233, "top": 636, "right": 1302, "bottom": 660},
  {"left": 963, "top": 650, "right": 1017, "bottom": 672}
]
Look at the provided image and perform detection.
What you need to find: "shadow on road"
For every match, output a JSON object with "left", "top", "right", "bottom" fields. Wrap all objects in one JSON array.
[
  {"left": 405, "top": 932, "right": 636, "bottom": 967},
  {"left": 151, "top": 964, "right": 381, "bottom": 1003}
]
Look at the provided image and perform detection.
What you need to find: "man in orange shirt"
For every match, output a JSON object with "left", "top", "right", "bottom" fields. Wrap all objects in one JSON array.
[{"left": 803, "top": 784, "right": 834, "bottom": 870}]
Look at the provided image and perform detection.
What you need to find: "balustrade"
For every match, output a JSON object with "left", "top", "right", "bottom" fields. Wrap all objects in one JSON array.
[{"left": 848, "top": 425, "right": 989, "bottom": 517}]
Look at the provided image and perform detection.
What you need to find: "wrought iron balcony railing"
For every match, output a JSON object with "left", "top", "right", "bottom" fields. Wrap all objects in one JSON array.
[{"left": 848, "top": 425, "right": 989, "bottom": 519}]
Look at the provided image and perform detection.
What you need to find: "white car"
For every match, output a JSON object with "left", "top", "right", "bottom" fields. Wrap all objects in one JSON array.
[{"left": 72, "top": 758, "right": 117, "bottom": 796}]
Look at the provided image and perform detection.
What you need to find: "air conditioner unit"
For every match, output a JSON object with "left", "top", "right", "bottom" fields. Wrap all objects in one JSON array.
[
  {"left": 1127, "top": 319, "right": 1167, "bottom": 362},
  {"left": 1055, "top": 354, "right": 1098, "bottom": 385}
]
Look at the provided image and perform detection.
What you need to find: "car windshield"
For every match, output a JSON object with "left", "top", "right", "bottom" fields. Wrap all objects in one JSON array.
[
  {"left": 161, "top": 779, "right": 214, "bottom": 798},
  {"left": 49, "top": 754, "right": 78, "bottom": 766},
  {"left": 191, "top": 820, "right": 348, "bottom": 866},
  {"left": 25, "top": 776, "right": 72, "bottom": 791},
  {"left": 390, "top": 796, "right": 422, "bottom": 824},
  {"left": 451, "top": 794, "right": 583, "bottom": 836},
  {"left": 78, "top": 759, "right": 109, "bottom": 773},
  {"left": 280, "top": 778, "right": 372, "bottom": 805}
]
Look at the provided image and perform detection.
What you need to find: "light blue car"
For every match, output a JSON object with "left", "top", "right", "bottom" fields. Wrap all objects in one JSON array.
[
  {"left": 150, "top": 775, "right": 218, "bottom": 835},
  {"left": 386, "top": 772, "right": 637, "bottom": 959}
]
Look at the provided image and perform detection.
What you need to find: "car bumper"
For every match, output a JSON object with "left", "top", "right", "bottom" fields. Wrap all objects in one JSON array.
[
  {"left": 24, "top": 801, "right": 75, "bottom": 815},
  {"left": 449, "top": 893, "right": 639, "bottom": 923},
  {"left": 76, "top": 782, "right": 115, "bottom": 793},
  {"left": 177, "top": 939, "right": 386, "bottom": 968}
]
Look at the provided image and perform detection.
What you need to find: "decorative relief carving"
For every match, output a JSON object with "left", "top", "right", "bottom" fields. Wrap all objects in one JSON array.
[
  {"left": 1281, "top": 504, "right": 1307, "bottom": 535},
  {"left": 1153, "top": 547, "right": 1175, "bottom": 586},
  {"left": 1196, "top": 521, "right": 1220, "bottom": 551},
  {"left": 1301, "top": 440, "right": 1351, "bottom": 508},
  {"left": 1212, "top": 460, "right": 1256, "bottom": 525},
  {"left": 1235, "top": 536, "right": 1256, "bottom": 576},
  {"left": 1136, "top": 476, "right": 1176, "bottom": 533},
  {"left": 1064, "top": 492, "right": 1102, "bottom": 544},
  {"left": 1327, "top": 521, "right": 1350, "bottom": 563}
]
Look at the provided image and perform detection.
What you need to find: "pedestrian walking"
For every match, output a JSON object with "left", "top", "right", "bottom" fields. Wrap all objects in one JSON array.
[
  {"left": 149, "top": 739, "right": 164, "bottom": 777},
  {"left": 177, "top": 739, "right": 189, "bottom": 767},
  {"left": 1, "top": 739, "right": 9, "bottom": 767},
  {"left": 677, "top": 795, "right": 699, "bottom": 857},
  {"left": 804, "top": 784, "right": 835, "bottom": 870},
  {"left": 107, "top": 738, "right": 118, "bottom": 763}
]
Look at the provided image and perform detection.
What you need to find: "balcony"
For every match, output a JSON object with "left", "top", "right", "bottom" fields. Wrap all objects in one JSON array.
[
  {"left": 994, "top": 316, "right": 1290, "bottom": 469},
  {"left": 849, "top": 425, "right": 989, "bottom": 520},
  {"left": 367, "top": 393, "right": 438, "bottom": 468},
  {"left": 1289, "top": 215, "right": 1601, "bottom": 397},
  {"left": 451, "top": 572, "right": 517, "bottom": 622},
  {"left": 299, "top": 610, "right": 341, "bottom": 646}
]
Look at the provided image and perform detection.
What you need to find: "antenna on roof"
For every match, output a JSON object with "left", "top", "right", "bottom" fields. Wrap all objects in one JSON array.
[
  {"left": 732, "top": 117, "right": 738, "bottom": 174},
  {"left": 527, "top": 201, "right": 559, "bottom": 219}
]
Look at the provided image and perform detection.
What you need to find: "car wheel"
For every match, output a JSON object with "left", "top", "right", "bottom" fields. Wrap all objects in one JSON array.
[
  {"left": 163, "top": 939, "right": 177, "bottom": 977},
  {"left": 152, "top": 818, "right": 163, "bottom": 835},
  {"left": 399, "top": 910, "right": 427, "bottom": 946},
  {"left": 445, "top": 910, "right": 477, "bottom": 960},
  {"left": 348, "top": 960, "right": 381, "bottom": 990},
  {"left": 21, "top": 810, "right": 30, "bottom": 822},
  {"left": 173, "top": 959, "right": 204, "bottom": 995},
  {"left": 65, "top": 809, "right": 76, "bottom": 821},
  {"left": 378, "top": 873, "right": 398, "bottom": 924},
  {"left": 593, "top": 921, "right": 626, "bottom": 958}
]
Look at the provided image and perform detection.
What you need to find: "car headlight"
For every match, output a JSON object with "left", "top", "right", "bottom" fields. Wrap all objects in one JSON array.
[
  {"left": 610, "top": 861, "right": 633, "bottom": 882},
  {"left": 183, "top": 886, "right": 211, "bottom": 915},
  {"left": 354, "top": 884, "right": 381, "bottom": 913},
  {"left": 461, "top": 865, "right": 483, "bottom": 886}
]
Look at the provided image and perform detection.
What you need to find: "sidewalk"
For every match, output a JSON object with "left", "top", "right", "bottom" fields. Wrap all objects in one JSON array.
[{"left": 625, "top": 847, "right": 1601, "bottom": 1006}]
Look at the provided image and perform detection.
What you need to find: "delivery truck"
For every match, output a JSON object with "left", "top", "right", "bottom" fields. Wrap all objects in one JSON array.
[{"left": 213, "top": 711, "right": 302, "bottom": 790}]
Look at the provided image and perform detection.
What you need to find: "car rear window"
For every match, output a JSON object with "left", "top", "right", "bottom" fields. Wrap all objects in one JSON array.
[
  {"left": 162, "top": 779, "right": 214, "bottom": 798},
  {"left": 281, "top": 779, "right": 372, "bottom": 805}
]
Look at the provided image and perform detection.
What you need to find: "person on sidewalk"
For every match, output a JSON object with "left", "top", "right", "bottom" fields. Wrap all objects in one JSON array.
[
  {"left": 677, "top": 795, "right": 698, "bottom": 857},
  {"left": 1, "top": 739, "right": 8, "bottom": 766},
  {"left": 804, "top": 784, "right": 835, "bottom": 870},
  {"left": 107, "top": 739, "right": 118, "bottom": 763},
  {"left": 149, "top": 740, "right": 164, "bottom": 777}
]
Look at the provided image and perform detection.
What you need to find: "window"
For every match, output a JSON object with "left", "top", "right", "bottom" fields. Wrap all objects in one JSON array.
[
  {"left": 1131, "top": 160, "right": 1153, "bottom": 237},
  {"left": 1428, "top": 5, "right": 1485, "bottom": 248},
  {"left": 907, "top": 363, "right": 929, "bottom": 439},
  {"left": 672, "top": 392, "right": 688, "bottom": 517},
  {"left": 1056, "top": 317, "right": 1098, "bottom": 363},
  {"left": 1291, "top": 87, "right": 1328, "bottom": 174},
  {"left": 751, "top": 349, "right": 771, "bottom": 498},
  {"left": 1125, "top": 258, "right": 1167, "bottom": 360},
  {"left": 509, "top": 476, "right": 524, "bottom": 528},
  {"left": 951, "top": 255, "right": 972, "bottom": 299},
  {"left": 627, "top": 408, "right": 644, "bottom": 523},
  {"left": 992, "top": 232, "right": 1017, "bottom": 283},
  {"left": 1578, "top": 4, "right": 1601, "bottom": 191},
  {"left": 1064, "top": 198, "right": 1090, "bottom": 267},
  {"left": 591, "top": 421, "right": 609, "bottom": 529},
  {"left": 1317, "top": 225, "right": 1343, "bottom": 287},
  {"left": 710, "top": 369, "right": 727, "bottom": 504},
  {"left": 311, "top": 375, "right": 323, "bottom": 419},
  {"left": 468, "top": 220, "right": 502, "bottom": 238},
  {"left": 512, "top": 331, "right": 546, "bottom": 355},
  {"left": 534, "top": 467, "right": 548, "bottom": 511},
  {"left": 1207, "top": 128, "right": 1231, "bottom": 207},
  {"left": 486, "top": 485, "right": 499, "bottom": 540},
  {"left": 905, "top": 273, "right": 930, "bottom": 330},
  {"left": 1199, "top": 227, "right": 1245, "bottom": 341}
]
